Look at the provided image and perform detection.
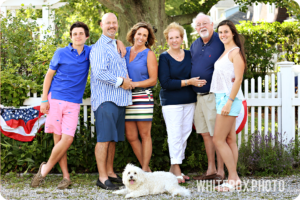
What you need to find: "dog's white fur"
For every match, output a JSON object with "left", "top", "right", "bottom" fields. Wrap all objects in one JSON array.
[{"left": 113, "top": 164, "right": 191, "bottom": 198}]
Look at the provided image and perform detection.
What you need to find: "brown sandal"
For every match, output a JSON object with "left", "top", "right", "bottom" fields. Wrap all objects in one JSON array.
[
  {"left": 213, "top": 175, "right": 225, "bottom": 185},
  {"left": 193, "top": 172, "right": 217, "bottom": 180}
]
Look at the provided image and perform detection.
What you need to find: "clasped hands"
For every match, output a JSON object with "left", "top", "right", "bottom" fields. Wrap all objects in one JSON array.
[{"left": 120, "top": 75, "right": 137, "bottom": 90}]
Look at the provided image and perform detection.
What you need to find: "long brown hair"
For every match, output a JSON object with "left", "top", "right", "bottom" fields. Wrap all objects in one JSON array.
[
  {"left": 126, "top": 22, "right": 156, "bottom": 49},
  {"left": 217, "top": 20, "right": 247, "bottom": 69}
]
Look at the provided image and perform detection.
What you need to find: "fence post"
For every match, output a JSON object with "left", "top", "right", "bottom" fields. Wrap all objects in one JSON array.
[{"left": 278, "top": 61, "right": 295, "bottom": 144}]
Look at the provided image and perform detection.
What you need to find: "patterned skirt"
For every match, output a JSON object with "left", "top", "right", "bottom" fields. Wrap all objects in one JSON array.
[{"left": 125, "top": 88, "right": 154, "bottom": 121}]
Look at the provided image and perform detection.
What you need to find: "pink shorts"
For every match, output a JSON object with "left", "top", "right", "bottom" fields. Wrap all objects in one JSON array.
[{"left": 44, "top": 93, "right": 80, "bottom": 137}]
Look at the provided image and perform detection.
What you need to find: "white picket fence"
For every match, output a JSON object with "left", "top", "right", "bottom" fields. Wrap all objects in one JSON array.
[
  {"left": 23, "top": 61, "right": 299, "bottom": 147},
  {"left": 239, "top": 61, "right": 299, "bottom": 147}
]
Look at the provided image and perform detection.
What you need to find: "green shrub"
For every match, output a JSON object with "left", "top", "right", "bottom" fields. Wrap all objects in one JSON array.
[
  {"left": 236, "top": 21, "right": 300, "bottom": 90},
  {"left": 1, "top": 10, "right": 60, "bottom": 106},
  {"left": 237, "top": 132, "right": 299, "bottom": 176}
]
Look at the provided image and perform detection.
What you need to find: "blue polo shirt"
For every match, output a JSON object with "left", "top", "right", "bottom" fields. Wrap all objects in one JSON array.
[
  {"left": 49, "top": 43, "right": 91, "bottom": 103},
  {"left": 190, "top": 32, "right": 224, "bottom": 93}
]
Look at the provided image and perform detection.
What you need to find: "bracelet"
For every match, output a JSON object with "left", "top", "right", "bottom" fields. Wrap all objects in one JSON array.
[
  {"left": 185, "top": 80, "right": 188, "bottom": 86},
  {"left": 41, "top": 100, "right": 48, "bottom": 103},
  {"left": 229, "top": 97, "right": 234, "bottom": 102}
]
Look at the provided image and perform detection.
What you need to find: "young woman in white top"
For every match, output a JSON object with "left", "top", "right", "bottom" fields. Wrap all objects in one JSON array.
[{"left": 210, "top": 20, "right": 246, "bottom": 192}]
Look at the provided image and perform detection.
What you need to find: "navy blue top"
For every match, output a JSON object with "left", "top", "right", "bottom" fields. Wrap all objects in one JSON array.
[
  {"left": 125, "top": 46, "right": 150, "bottom": 82},
  {"left": 158, "top": 50, "right": 197, "bottom": 106},
  {"left": 49, "top": 43, "right": 91, "bottom": 103},
  {"left": 190, "top": 32, "right": 224, "bottom": 93}
]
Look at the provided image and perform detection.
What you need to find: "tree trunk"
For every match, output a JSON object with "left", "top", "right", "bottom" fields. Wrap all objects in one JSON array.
[{"left": 97, "top": 0, "right": 208, "bottom": 46}]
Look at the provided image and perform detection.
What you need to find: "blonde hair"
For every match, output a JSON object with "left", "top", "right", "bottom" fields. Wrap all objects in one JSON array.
[{"left": 163, "top": 22, "right": 185, "bottom": 40}]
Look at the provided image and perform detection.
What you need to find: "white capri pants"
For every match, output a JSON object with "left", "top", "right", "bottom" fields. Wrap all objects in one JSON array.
[{"left": 162, "top": 103, "right": 195, "bottom": 164}]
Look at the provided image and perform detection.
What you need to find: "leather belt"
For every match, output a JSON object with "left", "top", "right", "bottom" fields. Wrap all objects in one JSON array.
[{"left": 197, "top": 92, "right": 212, "bottom": 96}]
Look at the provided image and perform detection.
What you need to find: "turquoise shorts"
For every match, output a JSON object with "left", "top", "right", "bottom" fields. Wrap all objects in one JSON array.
[{"left": 215, "top": 93, "right": 242, "bottom": 117}]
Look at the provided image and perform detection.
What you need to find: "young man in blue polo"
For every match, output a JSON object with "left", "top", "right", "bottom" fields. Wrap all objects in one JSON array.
[
  {"left": 30, "top": 22, "right": 91, "bottom": 189},
  {"left": 31, "top": 21, "right": 126, "bottom": 189}
]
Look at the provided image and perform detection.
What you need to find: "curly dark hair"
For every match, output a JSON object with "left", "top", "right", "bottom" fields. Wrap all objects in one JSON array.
[
  {"left": 126, "top": 22, "right": 156, "bottom": 49},
  {"left": 70, "top": 21, "right": 89, "bottom": 37}
]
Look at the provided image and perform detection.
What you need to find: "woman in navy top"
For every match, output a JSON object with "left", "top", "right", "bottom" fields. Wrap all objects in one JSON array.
[
  {"left": 158, "top": 22, "right": 204, "bottom": 183},
  {"left": 125, "top": 22, "right": 158, "bottom": 172}
]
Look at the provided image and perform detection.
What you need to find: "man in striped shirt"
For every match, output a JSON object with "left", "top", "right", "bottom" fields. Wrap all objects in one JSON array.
[{"left": 90, "top": 13, "right": 132, "bottom": 190}]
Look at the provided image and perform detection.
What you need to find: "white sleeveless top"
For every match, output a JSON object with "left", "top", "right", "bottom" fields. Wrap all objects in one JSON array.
[{"left": 210, "top": 47, "right": 244, "bottom": 100}]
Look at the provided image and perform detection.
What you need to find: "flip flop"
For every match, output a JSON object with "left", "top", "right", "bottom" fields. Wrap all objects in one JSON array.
[
  {"left": 181, "top": 173, "right": 190, "bottom": 182},
  {"left": 176, "top": 175, "right": 185, "bottom": 184}
]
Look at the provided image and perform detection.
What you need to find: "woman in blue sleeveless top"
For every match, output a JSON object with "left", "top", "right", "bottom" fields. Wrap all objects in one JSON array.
[{"left": 125, "top": 22, "right": 158, "bottom": 172}]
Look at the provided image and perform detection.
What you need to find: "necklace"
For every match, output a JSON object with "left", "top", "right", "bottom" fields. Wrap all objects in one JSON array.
[
  {"left": 132, "top": 47, "right": 144, "bottom": 54},
  {"left": 168, "top": 49, "right": 182, "bottom": 59}
]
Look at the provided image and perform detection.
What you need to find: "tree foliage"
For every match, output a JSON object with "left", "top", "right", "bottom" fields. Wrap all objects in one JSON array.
[
  {"left": 1, "top": 9, "right": 57, "bottom": 106},
  {"left": 237, "top": 0, "right": 300, "bottom": 20},
  {"left": 53, "top": 0, "right": 107, "bottom": 45}
]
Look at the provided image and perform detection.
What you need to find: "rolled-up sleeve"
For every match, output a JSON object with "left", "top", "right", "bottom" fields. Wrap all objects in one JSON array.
[
  {"left": 90, "top": 47, "right": 118, "bottom": 85},
  {"left": 158, "top": 54, "right": 181, "bottom": 90}
]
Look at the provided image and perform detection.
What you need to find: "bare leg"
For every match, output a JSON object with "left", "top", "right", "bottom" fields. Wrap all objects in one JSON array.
[
  {"left": 53, "top": 134, "right": 70, "bottom": 180},
  {"left": 216, "top": 148, "right": 225, "bottom": 178},
  {"left": 201, "top": 132, "right": 217, "bottom": 175},
  {"left": 213, "top": 115, "right": 240, "bottom": 188},
  {"left": 226, "top": 119, "right": 238, "bottom": 166},
  {"left": 137, "top": 121, "right": 152, "bottom": 172},
  {"left": 41, "top": 134, "right": 74, "bottom": 177},
  {"left": 107, "top": 142, "right": 118, "bottom": 178},
  {"left": 125, "top": 122, "right": 143, "bottom": 166},
  {"left": 95, "top": 142, "right": 109, "bottom": 183}
]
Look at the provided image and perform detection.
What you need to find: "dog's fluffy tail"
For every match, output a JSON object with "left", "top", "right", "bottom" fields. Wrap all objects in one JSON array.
[{"left": 169, "top": 185, "right": 191, "bottom": 197}]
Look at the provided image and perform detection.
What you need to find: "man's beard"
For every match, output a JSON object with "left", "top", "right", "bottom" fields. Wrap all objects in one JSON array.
[
  {"left": 107, "top": 28, "right": 117, "bottom": 36},
  {"left": 199, "top": 28, "right": 209, "bottom": 38}
]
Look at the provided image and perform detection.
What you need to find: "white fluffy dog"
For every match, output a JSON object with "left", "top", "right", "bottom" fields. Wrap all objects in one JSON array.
[{"left": 113, "top": 164, "right": 191, "bottom": 198}]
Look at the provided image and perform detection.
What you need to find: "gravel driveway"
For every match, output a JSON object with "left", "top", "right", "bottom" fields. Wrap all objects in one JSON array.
[{"left": 1, "top": 173, "right": 300, "bottom": 199}]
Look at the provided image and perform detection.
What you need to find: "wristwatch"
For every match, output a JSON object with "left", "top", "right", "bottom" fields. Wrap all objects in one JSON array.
[{"left": 120, "top": 78, "right": 124, "bottom": 87}]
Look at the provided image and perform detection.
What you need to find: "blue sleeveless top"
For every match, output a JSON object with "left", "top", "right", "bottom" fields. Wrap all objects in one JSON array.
[{"left": 125, "top": 46, "right": 150, "bottom": 82}]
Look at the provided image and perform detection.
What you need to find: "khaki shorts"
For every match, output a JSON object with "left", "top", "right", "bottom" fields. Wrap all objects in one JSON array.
[{"left": 194, "top": 93, "right": 216, "bottom": 136}]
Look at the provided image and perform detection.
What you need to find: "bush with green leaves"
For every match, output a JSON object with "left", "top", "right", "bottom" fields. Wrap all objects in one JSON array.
[
  {"left": 238, "top": 132, "right": 299, "bottom": 176},
  {"left": 1, "top": 9, "right": 60, "bottom": 106},
  {"left": 236, "top": 21, "right": 300, "bottom": 83}
]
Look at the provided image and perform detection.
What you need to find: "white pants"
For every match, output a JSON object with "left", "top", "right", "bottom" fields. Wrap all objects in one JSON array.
[{"left": 162, "top": 103, "right": 195, "bottom": 164}]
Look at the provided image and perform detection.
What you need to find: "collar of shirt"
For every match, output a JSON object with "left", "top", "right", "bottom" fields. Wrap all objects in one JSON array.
[
  {"left": 100, "top": 35, "right": 117, "bottom": 51},
  {"left": 199, "top": 32, "right": 217, "bottom": 47},
  {"left": 67, "top": 43, "right": 86, "bottom": 54},
  {"left": 100, "top": 34, "right": 117, "bottom": 45}
]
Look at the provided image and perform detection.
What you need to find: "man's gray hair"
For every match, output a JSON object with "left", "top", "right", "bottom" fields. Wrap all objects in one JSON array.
[{"left": 191, "top": 12, "right": 213, "bottom": 29}]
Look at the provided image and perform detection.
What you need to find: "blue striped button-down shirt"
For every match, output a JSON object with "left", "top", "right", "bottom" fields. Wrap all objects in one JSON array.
[{"left": 90, "top": 34, "right": 132, "bottom": 111}]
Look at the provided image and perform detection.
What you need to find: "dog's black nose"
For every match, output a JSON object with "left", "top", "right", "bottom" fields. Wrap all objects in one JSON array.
[{"left": 130, "top": 176, "right": 133, "bottom": 179}]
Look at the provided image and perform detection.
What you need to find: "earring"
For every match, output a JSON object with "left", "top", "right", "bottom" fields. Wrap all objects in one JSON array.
[{"left": 145, "top": 41, "right": 148, "bottom": 46}]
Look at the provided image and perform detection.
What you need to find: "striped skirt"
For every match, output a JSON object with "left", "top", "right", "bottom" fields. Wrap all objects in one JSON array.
[{"left": 125, "top": 88, "right": 154, "bottom": 121}]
